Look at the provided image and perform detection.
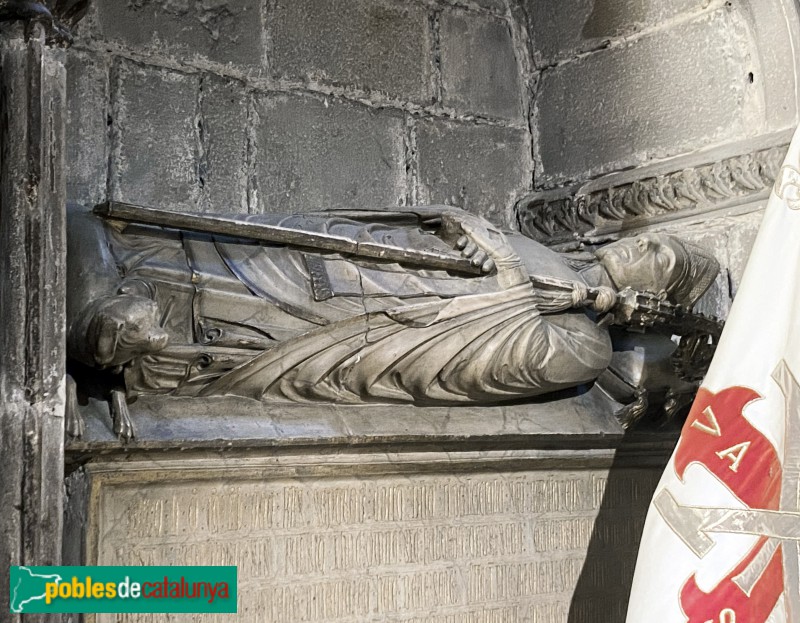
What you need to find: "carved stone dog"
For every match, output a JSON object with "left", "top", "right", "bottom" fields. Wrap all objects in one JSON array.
[
  {"left": 66, "top": 294, "right": 168, "bottom": 440},
  {"left": 68, "top": 295, "right": 168, "bottom": 373},
  {"left": 66, "top": 206, "right": 170, "bottom": 440}
]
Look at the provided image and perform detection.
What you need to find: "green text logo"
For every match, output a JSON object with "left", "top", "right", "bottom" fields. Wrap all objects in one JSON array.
[{"left": 9, "top": 566, "right": 237, "bottom": 613}]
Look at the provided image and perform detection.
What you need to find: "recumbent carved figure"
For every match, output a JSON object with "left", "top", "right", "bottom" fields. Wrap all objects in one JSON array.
[{"left": 66, "top": 202, "right": 721, "bottom": 438}]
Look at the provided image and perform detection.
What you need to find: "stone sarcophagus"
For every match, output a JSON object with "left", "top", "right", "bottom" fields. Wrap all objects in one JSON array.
[{"left": 64, "top": 200, "right": 722, "bottom": 622}]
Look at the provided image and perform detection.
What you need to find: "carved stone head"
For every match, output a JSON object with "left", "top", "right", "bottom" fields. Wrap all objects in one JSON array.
[
  {"left": 595, "top": 233, "right": 719, "bottom": 307},
  {"left": 69, "top": 295, "right": 169, "bottom": 371}
]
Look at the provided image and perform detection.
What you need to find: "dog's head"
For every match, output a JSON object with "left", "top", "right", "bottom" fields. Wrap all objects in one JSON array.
[{"left": 85, "top": 295, "right": 169, "bottom": 370}]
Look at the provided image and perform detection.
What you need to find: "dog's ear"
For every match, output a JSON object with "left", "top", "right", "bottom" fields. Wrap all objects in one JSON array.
[{"left": 94, "top": 314, "right": 122, "bottom": 368}]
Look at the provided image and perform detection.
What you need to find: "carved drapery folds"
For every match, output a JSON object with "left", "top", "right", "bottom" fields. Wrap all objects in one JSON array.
[{"left": 517, "top": 142, "right": 788, "bottom": 245}]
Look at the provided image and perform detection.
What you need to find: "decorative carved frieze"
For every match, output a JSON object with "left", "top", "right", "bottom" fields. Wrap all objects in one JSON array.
[{"left": 517, "top": 142, "right": 789, "bottom": 244}]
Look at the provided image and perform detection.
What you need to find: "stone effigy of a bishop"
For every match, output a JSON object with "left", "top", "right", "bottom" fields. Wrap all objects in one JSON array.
[{"left": 66, "top": 202, "right": 720, "bottom": 416}]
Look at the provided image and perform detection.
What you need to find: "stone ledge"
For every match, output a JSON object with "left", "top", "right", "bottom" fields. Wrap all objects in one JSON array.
[{"left": 66, "top": 385, "right": 626, "bottom": 458}]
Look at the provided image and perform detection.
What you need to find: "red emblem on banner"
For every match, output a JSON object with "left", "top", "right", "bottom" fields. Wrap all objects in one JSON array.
[{"left": 674, "top": 387, "right": 783, "bottom": 623}]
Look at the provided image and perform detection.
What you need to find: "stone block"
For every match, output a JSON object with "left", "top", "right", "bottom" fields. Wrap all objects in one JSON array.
[
  {"left": 66, "top": 50, "right": 108, "bottom": 207},
  {"left": 253, "top": 94, "right": 406, "bottom": 213},
  {"left": 199, "top": 76, "right": 249, "bottom": 213},
  {"left": 416, "top": 119, "right": 531, "bottom": 226},
  {"left": 91, "top": 0, "right": 264, "bottom": 73},
  {"left": 524, "top": 0, "right": 708, "bottom": 66},
  {"left": 534, "top": 11, "right": 751, "bottom": 187},
  {"left": 439, "top": 11, "right": 523, "bottom": 120},
  {"left": 110, "top": 61, "right": 201, "bottom": 211},
  {"left": 69, "top": 440, "right": 662, "bottom": 623},
  {"left": 270, "top": 0, "right": 434, "bottom": 102}
]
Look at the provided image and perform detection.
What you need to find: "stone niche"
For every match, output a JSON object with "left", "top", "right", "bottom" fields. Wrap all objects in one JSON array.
[
  {"left": 57, "top": 0, "right": 800, "bottom": 622},
  {"left": 65, "top": 392, "right": 670, "bottom": 623}
]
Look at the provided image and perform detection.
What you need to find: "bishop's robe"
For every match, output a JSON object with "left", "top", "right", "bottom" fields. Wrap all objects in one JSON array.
[{"left": 67, "top": 207, "right": 612, "bottom": 405}]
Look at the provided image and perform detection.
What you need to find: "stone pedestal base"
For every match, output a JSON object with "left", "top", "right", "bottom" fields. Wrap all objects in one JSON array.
[{"left": 65, "top": 394, "right": 674, "bottom": 622}]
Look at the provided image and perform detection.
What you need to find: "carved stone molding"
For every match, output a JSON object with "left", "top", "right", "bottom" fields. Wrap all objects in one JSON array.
[
  {"left": 0, "top": 22, "right": 68, "bottom": 617},
  {"left": 517, "top": 137, "right": 791, "bottom": 244}
]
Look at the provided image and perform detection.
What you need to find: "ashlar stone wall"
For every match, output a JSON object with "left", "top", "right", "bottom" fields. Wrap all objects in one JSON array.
[
  {"left": 524, "top": 0, "right": 800, "bottom": 189},
  {"left": 66, "top": 0, "right": 535, "bottom": 227},
  {"left": 66, "top": 0, "right": 800, "bottom": 233}
]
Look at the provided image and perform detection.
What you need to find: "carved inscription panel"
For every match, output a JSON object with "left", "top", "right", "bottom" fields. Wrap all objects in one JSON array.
[{"left": 92, "top": 467, "right": 659, "bottom": 622}]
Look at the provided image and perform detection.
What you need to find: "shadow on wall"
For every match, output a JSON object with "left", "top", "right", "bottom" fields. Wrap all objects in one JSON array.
[
  {"left": 567, "top": 433, "right": 671, "bottom": 623},
  {"left": 581, "top": 0, "right": 641, "bottom": 39}
]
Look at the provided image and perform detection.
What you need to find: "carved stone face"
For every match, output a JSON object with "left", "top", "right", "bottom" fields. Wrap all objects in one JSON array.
[
  {"left": 595, "top": 233, "right": 687, "bottom": 298},
  {"left": 88, "top": 295, "right": 169, "bottom": 369}
]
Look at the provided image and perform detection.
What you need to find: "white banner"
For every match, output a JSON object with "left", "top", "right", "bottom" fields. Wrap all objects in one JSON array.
[{"left": 626, "top": 128, "right": 800, "bottom": 623}]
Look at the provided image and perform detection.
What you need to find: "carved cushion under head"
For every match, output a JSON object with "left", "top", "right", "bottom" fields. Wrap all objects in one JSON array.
[{"left": 66, "top": 205, "right": 121, "bottom": 336}]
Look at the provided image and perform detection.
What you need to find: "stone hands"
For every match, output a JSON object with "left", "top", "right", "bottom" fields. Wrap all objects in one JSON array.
[
  {"left": 430, "top": 209, "right": 528, "bottom": 288},
  {"left": 455, "top": 234, "right": 495, "bottom": 273}
]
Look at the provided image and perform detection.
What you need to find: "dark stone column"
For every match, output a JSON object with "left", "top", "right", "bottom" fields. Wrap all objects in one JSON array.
[{"left": 0, "top": 19, "right": 67, "bottom": 620}]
